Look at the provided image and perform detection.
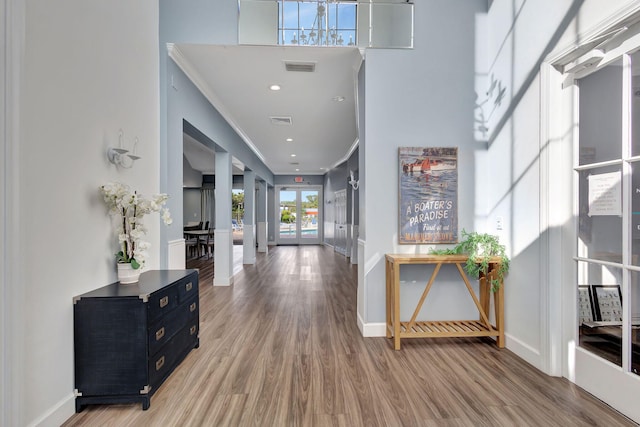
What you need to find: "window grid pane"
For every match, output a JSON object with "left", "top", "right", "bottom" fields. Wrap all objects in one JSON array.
[{"left": 278, "top": 1, "right": 357, "bottom": 46}]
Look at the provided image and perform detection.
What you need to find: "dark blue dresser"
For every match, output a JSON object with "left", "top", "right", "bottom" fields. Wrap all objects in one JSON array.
[{"left": 73, "top": 269, "right": 199, "bottom": 411}]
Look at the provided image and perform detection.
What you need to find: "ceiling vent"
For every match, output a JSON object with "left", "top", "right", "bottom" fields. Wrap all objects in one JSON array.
[
  {"left": 284, "top": 61, "right": 316, "bottom": 72},
  {"left": 270, "top": 116, "right": 293, "bottom": 126},
  {"left": 290, "top": 162, "right": 299, "bottom": 165}
]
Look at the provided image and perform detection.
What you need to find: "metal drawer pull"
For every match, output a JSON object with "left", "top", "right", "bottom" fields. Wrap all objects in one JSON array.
[
  {"left": 186, "top": 282, "right": 193, "bottom": 292},
  {"left": 155, "top": 327, "right": 165, "bottom": 341},
  {"left": 159, "top": 296, "right": 169, "bottom": 308},
  {"left": 190, "top": 325, "right": 197, "bottom": 335},
  {"left": 155, "top": 356, "right": 165, "bottom": 371},
  {"left": 190, "top": 302, "right": 197, "bottom": 312}
]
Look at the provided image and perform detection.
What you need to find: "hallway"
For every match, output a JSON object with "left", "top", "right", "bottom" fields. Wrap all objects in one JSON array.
[{"left": 64, "top": 246, "right": 636, "bottom": 426}]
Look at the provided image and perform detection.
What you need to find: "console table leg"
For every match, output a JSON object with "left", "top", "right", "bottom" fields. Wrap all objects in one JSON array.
[
  {"left": 386, "top": 259, "right": 392, "bottom": 339},
  {"left": 495, "top": 270, "right": 505, "bottom": 348},
  {"left": 394, "top": 260, "right": 401, "bottom": 350},
  {"left": 479, "top": 273, "right": 490, "bottom": 321}
]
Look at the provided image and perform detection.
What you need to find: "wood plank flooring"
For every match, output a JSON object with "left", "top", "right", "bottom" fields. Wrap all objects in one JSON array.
[{"left": 63, "top": 245, "right": 638, "bottom": 426}]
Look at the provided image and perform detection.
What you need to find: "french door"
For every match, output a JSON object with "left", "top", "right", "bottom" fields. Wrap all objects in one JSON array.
[
  {"left": 276, "top": 185, "right": 322, "bottom": 245},
  {"left": 567, "top": 41, "right": 640, "bottom": 418}
]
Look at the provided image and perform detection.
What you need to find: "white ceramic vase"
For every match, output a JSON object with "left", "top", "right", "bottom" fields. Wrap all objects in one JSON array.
[{"left": 117, "top": 262, "right": 141, "bottom": 284}]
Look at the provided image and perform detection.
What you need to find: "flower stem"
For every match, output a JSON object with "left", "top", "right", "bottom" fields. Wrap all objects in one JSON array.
[{"left": 122, "top": 206, "right": 128, "bottom": 261}]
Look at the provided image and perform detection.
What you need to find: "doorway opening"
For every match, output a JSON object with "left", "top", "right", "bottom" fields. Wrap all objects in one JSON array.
[{"left": 232, "top": 188, "right": 244, "bottom": 245}]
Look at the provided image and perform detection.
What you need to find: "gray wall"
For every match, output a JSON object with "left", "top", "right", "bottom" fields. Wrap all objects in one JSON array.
[
  {"left": 348, "top": 147, "right": 359, "bottom": 228},
  {"left": 183, "top": 189, "right": 201, "bottom": 225},
  {"left": 13, "top": 1, "right": 161, "bottom": 424},
  {"left": 183, "top": 155, "right": 202, "bottom": 187},
  {"left": 323, "top": 152, "right": 362, "bottom": 247},
  {"left": 361, "top": 0, "right": 488, "bottom": 324},
  {"left": 323, "top": 163, "right": 348, "bottom": 246}
]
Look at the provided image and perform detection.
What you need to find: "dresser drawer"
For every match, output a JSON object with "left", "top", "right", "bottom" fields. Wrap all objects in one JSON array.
[
  {"left": 149, "top": 320, "right": 199, "bottom": 389},
  {"left": 177, "top": 273, "right": 198, "bottom": 303},
  {"left": 148, "top": 295, "right": 199, "bottom": 356},
  {"left": 147, "top": 283, "right": 180, "bottom": 322}
]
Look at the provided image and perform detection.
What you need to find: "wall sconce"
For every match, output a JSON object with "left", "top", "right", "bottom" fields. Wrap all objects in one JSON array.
[
  {"left": 107, "top": 129, "right": 141, "bottom": 168},
  {"left": 348, "top": 170, "right": 359, "bottom": 190}
]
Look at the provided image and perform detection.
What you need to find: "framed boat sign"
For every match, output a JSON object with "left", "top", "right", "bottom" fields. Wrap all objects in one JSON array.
[{"left": 399, "top": 147, "right": 458, "bottom": 244}]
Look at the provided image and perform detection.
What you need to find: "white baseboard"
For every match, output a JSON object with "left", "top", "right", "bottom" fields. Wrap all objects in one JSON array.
[
  {"left": 357, "top": 311, "right": 364, "bottom": 335},
  {"left": 213, "top": 277, "right": 233, "bottom": 286},
  {"left": 357, "top": 312, "right": 387, "bottom": 337},
  {"left": 504, "top": 333, "right": 542, "bottom": 371},
  {"left": 30, "top": 393, "right": 74, "bottom": 427}
]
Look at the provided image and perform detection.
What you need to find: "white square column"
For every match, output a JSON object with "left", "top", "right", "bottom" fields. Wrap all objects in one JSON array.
[
  {"left": 243, "top": 170, "right": 256, "bottom": 264},
  {"left": 214, "top": 151, "right": 233, "bottom": 286}
]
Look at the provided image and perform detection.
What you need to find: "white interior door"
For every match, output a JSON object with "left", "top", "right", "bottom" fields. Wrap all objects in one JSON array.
[{"left": 334, "top": 189, "right": 347, "bottom": 255}]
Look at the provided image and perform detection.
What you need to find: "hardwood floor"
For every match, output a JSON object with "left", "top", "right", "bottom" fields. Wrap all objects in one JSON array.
[{"left": 63, "top": 245, "right": 637, "bottom": 426}]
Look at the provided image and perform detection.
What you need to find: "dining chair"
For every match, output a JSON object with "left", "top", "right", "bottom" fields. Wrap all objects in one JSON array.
[
  {"left": 201, "top": 228, "right": 214, "bottom": 259},
  {"left": 185, "top": 236, "right": 199, "bottom": 259}
]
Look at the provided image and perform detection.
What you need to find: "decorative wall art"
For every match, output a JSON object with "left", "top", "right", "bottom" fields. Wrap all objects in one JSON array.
[
  {"left": 399, "top": 147, "right": 458, "bottom": 244},
  {"left": 578, "top": 285, "right": 595, "bottom": 324},
  {"left": 592, "top": 284, "right": 622, "bottom": 322}
]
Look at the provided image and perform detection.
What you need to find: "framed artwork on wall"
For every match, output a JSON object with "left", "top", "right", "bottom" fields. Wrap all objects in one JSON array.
[
  {"left": 592, "top": 284, "right": 622, "bottom": 321},
  {"left": 398, "top": 147, "right": 458, "bottom": 244},
  {"left": 578, "top": 285, "right": 595, "bottom": 324}
]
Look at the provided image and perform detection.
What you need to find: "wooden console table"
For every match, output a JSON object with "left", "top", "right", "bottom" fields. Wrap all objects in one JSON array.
[{"left": 385, "top": 254, "right": 504, "bottom": 350}]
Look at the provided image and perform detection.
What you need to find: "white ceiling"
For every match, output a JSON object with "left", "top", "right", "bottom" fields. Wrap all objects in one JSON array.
[
  {"left": 183, "top": 133, "right": 215, "bottom": 174},
  {"left": 175, "top": 44, "right": 363, "bottom": 176},
  {"left": 183, "top": 133, "right": 246, "bottom": 175}
]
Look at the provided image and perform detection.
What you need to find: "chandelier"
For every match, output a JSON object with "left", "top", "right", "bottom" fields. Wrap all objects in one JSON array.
[{"left": 283, "top": 1, "right": 356, "bottom": 47}]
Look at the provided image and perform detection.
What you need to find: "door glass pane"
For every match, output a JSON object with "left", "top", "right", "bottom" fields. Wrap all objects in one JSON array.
[
  {"left": 632, "top": 163, "right": 640, "bottom": 266},
  {"left": 577, "top": 165, "right": 622, "bottom": 261},
  {"left": 279, "top": 189, "right": 297, "bottom": 240},
  {"left": 632, "top": 50, "right": 640, "bottom": 266},
  {"left": 301, "top": 190, "right": 319, "bottom": 239},
  {"left": 631, "top": 51, "right": 640, "bottom": 157},
  {"left": 578, "top": 261, "right": 622, "bottom": 367},
  {"left": 631, "top": 271, "right": 640, "bottom": 375},
  {"left": 337, "top": 3, "right": 357, "bottom": 46},
  {"left": 232, "top": 190, "right": 244, "bottom": 244},
  {"left": 281, "top": 1, "right": 299, "bottom": 45},
  {"left": 578, "top": 58, "right": 623, "bottom": 165}
]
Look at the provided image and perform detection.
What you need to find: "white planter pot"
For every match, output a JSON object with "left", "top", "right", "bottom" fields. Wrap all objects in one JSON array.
[{"left": 117, "top": 263, "right": 141, "bottom": 284}]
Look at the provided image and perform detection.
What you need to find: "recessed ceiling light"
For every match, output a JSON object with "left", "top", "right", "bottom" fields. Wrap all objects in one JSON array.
[
  {"left": 332, "top": 95, "right": 345, "bottom": 102},
  {"left": 286, "top": 138, "right": 293, "bottom": 142},
  {"left": 320, "top": 167, "right": 325, "bottom": 170},
  {"left": 291, "top": 154, "right": 296, "bottom": 157},
  {"left": 269, "top": 84, "right": 281, "bottom": 91},
  {"left": 295, "top": 168, "right": 300, "bottom": 171}
]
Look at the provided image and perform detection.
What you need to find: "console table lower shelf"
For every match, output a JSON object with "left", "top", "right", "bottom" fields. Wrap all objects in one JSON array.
[{"left": 385, "top": 254, "right": 504, "bottom": 350}]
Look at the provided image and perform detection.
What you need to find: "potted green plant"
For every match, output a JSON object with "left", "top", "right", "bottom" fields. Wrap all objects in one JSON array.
[{"left": 430, "top": 229, "right": 509, "bottom": 291}]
